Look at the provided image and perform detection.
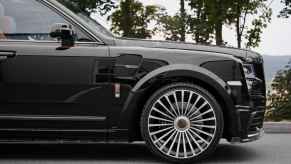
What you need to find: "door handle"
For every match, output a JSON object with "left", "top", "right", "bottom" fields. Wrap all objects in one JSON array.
[
  {"left": 0, "top": 51, "right": 16, "bottom": 60},
  {"left": 115, "top": 64, "right": 139, "bottom": 69}
]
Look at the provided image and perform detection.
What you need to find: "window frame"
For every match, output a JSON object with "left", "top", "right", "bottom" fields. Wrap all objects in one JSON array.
[{"left": 0, "top": 0, "right": 105, "bottom": 45}]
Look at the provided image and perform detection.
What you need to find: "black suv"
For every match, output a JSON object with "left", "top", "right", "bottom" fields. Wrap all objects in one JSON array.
[{"left": 0, "top": 0, "right": 266, "bottom": 163}]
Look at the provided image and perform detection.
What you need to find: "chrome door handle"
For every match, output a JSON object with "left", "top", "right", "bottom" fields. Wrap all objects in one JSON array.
[
  {"left": 115, "top": 64, "right": 139, "bottom": 69},
  {"left": 0, "top": 51, "right": 16, "bottom": 60},
  {"left": 0, "top": 56, "right": 7, "bottom": 60}
]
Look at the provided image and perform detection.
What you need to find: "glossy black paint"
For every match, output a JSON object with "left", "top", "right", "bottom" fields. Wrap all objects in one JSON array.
[{"left": 0, "top": 0, "right": 266, "bottom": 143}]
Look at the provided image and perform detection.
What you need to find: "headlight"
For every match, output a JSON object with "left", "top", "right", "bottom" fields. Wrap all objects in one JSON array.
[
  {"left": 243, "top": 64, "right": 256, "bottom": 78},
  {"left": 243, "top": 64, "right": 256, "bottom": 90}
]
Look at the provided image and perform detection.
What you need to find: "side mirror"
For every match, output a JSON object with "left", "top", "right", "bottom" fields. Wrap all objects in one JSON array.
[{"left": 49, "top": 23, "right": 76, "bottom": 49}]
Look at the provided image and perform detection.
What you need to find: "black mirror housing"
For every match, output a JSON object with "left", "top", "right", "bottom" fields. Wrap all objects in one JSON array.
[{"left": 50, "top": 23, "right": 76, "bottom": 49}]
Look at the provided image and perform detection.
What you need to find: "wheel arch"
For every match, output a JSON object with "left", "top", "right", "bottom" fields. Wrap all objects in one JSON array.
[{"left": 118, "top": 64, "right": 239, "bottom": 141}]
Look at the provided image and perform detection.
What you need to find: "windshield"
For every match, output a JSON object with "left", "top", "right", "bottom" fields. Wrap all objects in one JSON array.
[
  {"left": 56, "top": 0, "right": 114, "bottom": 38},
  {"left": 76, "top": 13, "right": 114, "bottom": 37}
]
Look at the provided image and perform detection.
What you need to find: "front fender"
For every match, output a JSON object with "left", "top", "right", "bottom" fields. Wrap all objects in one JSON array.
[
  {"left": 119, "top": 64, "right": 239, "bottom": 140},
  {"left": 132, "top": 64, "right": 228, "bottom": 92}
]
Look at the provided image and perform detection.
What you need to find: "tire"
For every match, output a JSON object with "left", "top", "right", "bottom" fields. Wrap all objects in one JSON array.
[{"left": 140, "top": 83, "right": 224, "bottom": 163}]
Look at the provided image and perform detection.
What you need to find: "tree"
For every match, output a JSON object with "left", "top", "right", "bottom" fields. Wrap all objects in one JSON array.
[
  {"left": 280, "top": 0, "right": 291, "bottom": 18},
  {"left": 188, "top": 0, "right": 214, "bottom": 44},
  {"left": 267, "top": 62, "right": 291, "bottom": 121},
  {"left": 245, "top": 5, "right": 272, "bottom": 48},
  {"left": 158, "top": 14, "right": 185, "bottom": 41},
  {"left": 158, "top": 0, "right": 188, "bottom": 42},
  {"left": 57, "top": 0, "right": 116, "bottom": 16},
  {"left": 159, "top": 0, "right": 215, "bottom": 44},
  {"left": 232, "top": 0, "right": 250, "bottom": 48},
  {"left": 110, "top": 0, "right": 160, "bottom": 38},
  {"left": 188, "top": 0, "right": 233, "bottom": 46},
  {"left": 231, "top": 0, "right": 272, "bottom": 48},
  {"left": 207, "top": 0, "right": 234, "bottom": 46}
]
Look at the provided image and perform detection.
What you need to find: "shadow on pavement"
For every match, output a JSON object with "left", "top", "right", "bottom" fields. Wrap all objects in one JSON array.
[{"left": 0, "top": 143, "right": 259, "bottom": 163}]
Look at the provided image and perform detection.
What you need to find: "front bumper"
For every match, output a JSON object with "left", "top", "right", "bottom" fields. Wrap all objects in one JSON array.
[
  {"left": 231, "top": 127, "right": 264, "bottom": 143},
  {"left": 231, "top": 104, "right": 266, "bottom": 143}
]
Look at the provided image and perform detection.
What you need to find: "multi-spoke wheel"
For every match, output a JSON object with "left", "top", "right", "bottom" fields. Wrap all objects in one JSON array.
[{"left": 141, "top": 83, "right": 223, "bottom": 163}]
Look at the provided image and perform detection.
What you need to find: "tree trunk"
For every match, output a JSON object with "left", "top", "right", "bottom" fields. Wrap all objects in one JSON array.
[
  {"left": 236, "top": 2, "right": 242, "bottom": 49},
  {"left": 215, "top": 22, "right": 223, "bottom": 46},
  {"left": 195, "top": 4, "right": 202, "bottom": 43},
  {"left": 180, "top": 0, "right": 186, "bottom": 41},
  {"left": 123, "top": 0, "right": 134, "bottom": 37},
  {"left": 215, "top": 1, "right": 223, "bottom": 46},
  {"left": 236, "top": 17, "right": 242, "bottom": 48}
]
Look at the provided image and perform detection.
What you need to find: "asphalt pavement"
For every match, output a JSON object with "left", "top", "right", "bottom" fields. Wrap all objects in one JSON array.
[{"left": 0, "top": 133, "right": 290, "bottom": 164}]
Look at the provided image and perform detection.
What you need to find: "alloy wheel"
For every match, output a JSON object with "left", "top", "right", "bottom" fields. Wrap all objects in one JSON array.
[{"left": 147, "top": 89, "right": 217, "bottom": 159}]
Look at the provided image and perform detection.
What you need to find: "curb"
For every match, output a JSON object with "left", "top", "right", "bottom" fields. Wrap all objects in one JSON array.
[{"left": 264, "top": 122, "right": 291, "bottom": 133}]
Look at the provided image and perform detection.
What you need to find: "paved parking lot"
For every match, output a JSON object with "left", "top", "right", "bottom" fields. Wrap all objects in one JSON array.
[{"left": 0, "top": 134, "right": 290, "bottom": 164}]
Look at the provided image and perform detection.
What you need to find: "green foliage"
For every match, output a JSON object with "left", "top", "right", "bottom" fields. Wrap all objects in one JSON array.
[
  {"left": 188, "top": 0, "right": 215, "bottom": 44},
  {"left": 280, "top": 0, "right": 291, "bottom": 18},
  {"left": 57, "top": 0, "right": 116, "bottom": 16},
  {"left": 205, "top": 0, "right": 235, "bottom": 46},
  {"left": 158, "top": 0, "right": 216, "bottom": 44},
  {"left": 245, "top": 1, "right": 272, "bottom": 48},
  {"left": 110, "top": 0, "right": 160, "bottom": 38},
  {"left": 220, "top": 0, "right": 272, "bottom": 49},
  {"left": 157, "top": 0, "right": 188, "bottom": 42},
  {"left": 158, "top": 14, "right": 186, "bottom": 41},
  {"left": 267, "top": 62, "right": 291, "bottom": 121}
]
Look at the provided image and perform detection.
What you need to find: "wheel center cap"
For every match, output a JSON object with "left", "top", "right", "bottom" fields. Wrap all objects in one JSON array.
[{"left": 174, "top": 116, "right": 190, "bottom": 132}]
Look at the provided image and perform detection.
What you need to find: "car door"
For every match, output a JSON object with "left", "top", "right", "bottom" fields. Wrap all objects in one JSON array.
[{"left": 0, "top": 0, "right": 111, "bottom": 141}]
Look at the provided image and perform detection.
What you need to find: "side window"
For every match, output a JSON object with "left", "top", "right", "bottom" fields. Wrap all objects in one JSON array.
[{"left": 0, "top": 0, "right": 94, "bottom": 42}]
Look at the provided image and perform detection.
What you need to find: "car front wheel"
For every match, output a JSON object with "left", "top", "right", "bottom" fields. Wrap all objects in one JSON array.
[{"left": 141, "top": 83, "right": 224, "bottom": 163}]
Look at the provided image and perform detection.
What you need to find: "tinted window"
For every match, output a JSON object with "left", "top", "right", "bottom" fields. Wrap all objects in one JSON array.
[{"left": 0, "top": 0, "right": 93, "bottom": 42}]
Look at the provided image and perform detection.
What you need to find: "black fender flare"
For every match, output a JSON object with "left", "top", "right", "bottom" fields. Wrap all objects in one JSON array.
[
  {"left": 118, "top": 64, "right": 238, "bottom": 138},
  {"left": 133, "top": 64, "right": 228, "bottom": 92}
]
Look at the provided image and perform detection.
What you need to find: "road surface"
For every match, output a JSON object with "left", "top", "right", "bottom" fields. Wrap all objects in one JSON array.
[{"left": 0, "top": 134, "right": 290, "bottom": 164}]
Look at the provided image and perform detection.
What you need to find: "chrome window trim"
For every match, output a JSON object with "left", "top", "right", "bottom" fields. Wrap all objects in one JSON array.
[
  {"left": 0, "top": 115, "right": 106, "bottom": 121},
  {"left": 0, "top": 128, "right": 107, "bottom": 133},
  {"left": 0, "top": 39, "right": 103, "bottom": 46}
]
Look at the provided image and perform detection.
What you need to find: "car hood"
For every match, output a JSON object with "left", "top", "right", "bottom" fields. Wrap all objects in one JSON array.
[{"left": 115, "top": 38, "right": 263, "bottom": 63}]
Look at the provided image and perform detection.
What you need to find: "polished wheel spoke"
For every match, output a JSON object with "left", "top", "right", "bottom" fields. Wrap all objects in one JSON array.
[
  {"left": 182, "top": 132, "right": 187, "bottom": 158},
  {"left": 186, "top": 95, "right": 201, "bottom": 116},
  {"left": 189, "top": 129, "right": 210, "bottom": 145},
  {"left": 173, "top": 91, "right": 180, "bottom": 115},
  {"left": 167, "top": 131, "right": 179, "bottom": 155},
  {"left": 190, "top": 127, "right": 214, "bottom": 138},
  {"left": 156, "top": 100, "right": 176, "bottom": 119},
  {"left": 185, "top": 131, "right": 196, "bottom": 156},
  {"left": 149, "top": 115, "right": 173, "bottom": 123},
  {"left": 191, "top": 117, "right": 216, "bottom": 123},
  {"left": 175, "top": 132, "right": 182, "bottom": 157},
  {"left": 188, "top": 102, "right": 208, "bottom": 119},
  {"left": 181, "top": 90, "right": 185, "bottom": 115},
  {"left": 190, "top": 108, "right": 213, "bottom": 120},
  {"left": 148, "top": 88, "right": 217, "bottom": 159},
  {"left": 192, "top": 124, "right": 216, "bottom": 129},
  {"left": 152, "top": 107, "right": 174, "bottom": 120},
  {"left": 164, "top": 95, "right": 179, "bottom": 117},
  {"left": 154, "top": 128, "right": 175, "bottom": 144},
  {"left": 186, "top": 130, "right": 202, "bottom": 152},
  {"left": 149, "top": 123, "right": 173, "bottom": 128},
  {"left": 185, "top": 92, "right": 194, "bottom": 115},
  {"left": 150, "top": 126, "right": 173, "bottom": 136},
  {"left": 159, "top": 130, "right": 177, "bottom": 150}
]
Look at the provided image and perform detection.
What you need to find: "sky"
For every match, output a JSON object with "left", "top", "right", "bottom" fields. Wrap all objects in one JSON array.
[{"left": 96, "top": 0, "right": 291, "bottom": 56}]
